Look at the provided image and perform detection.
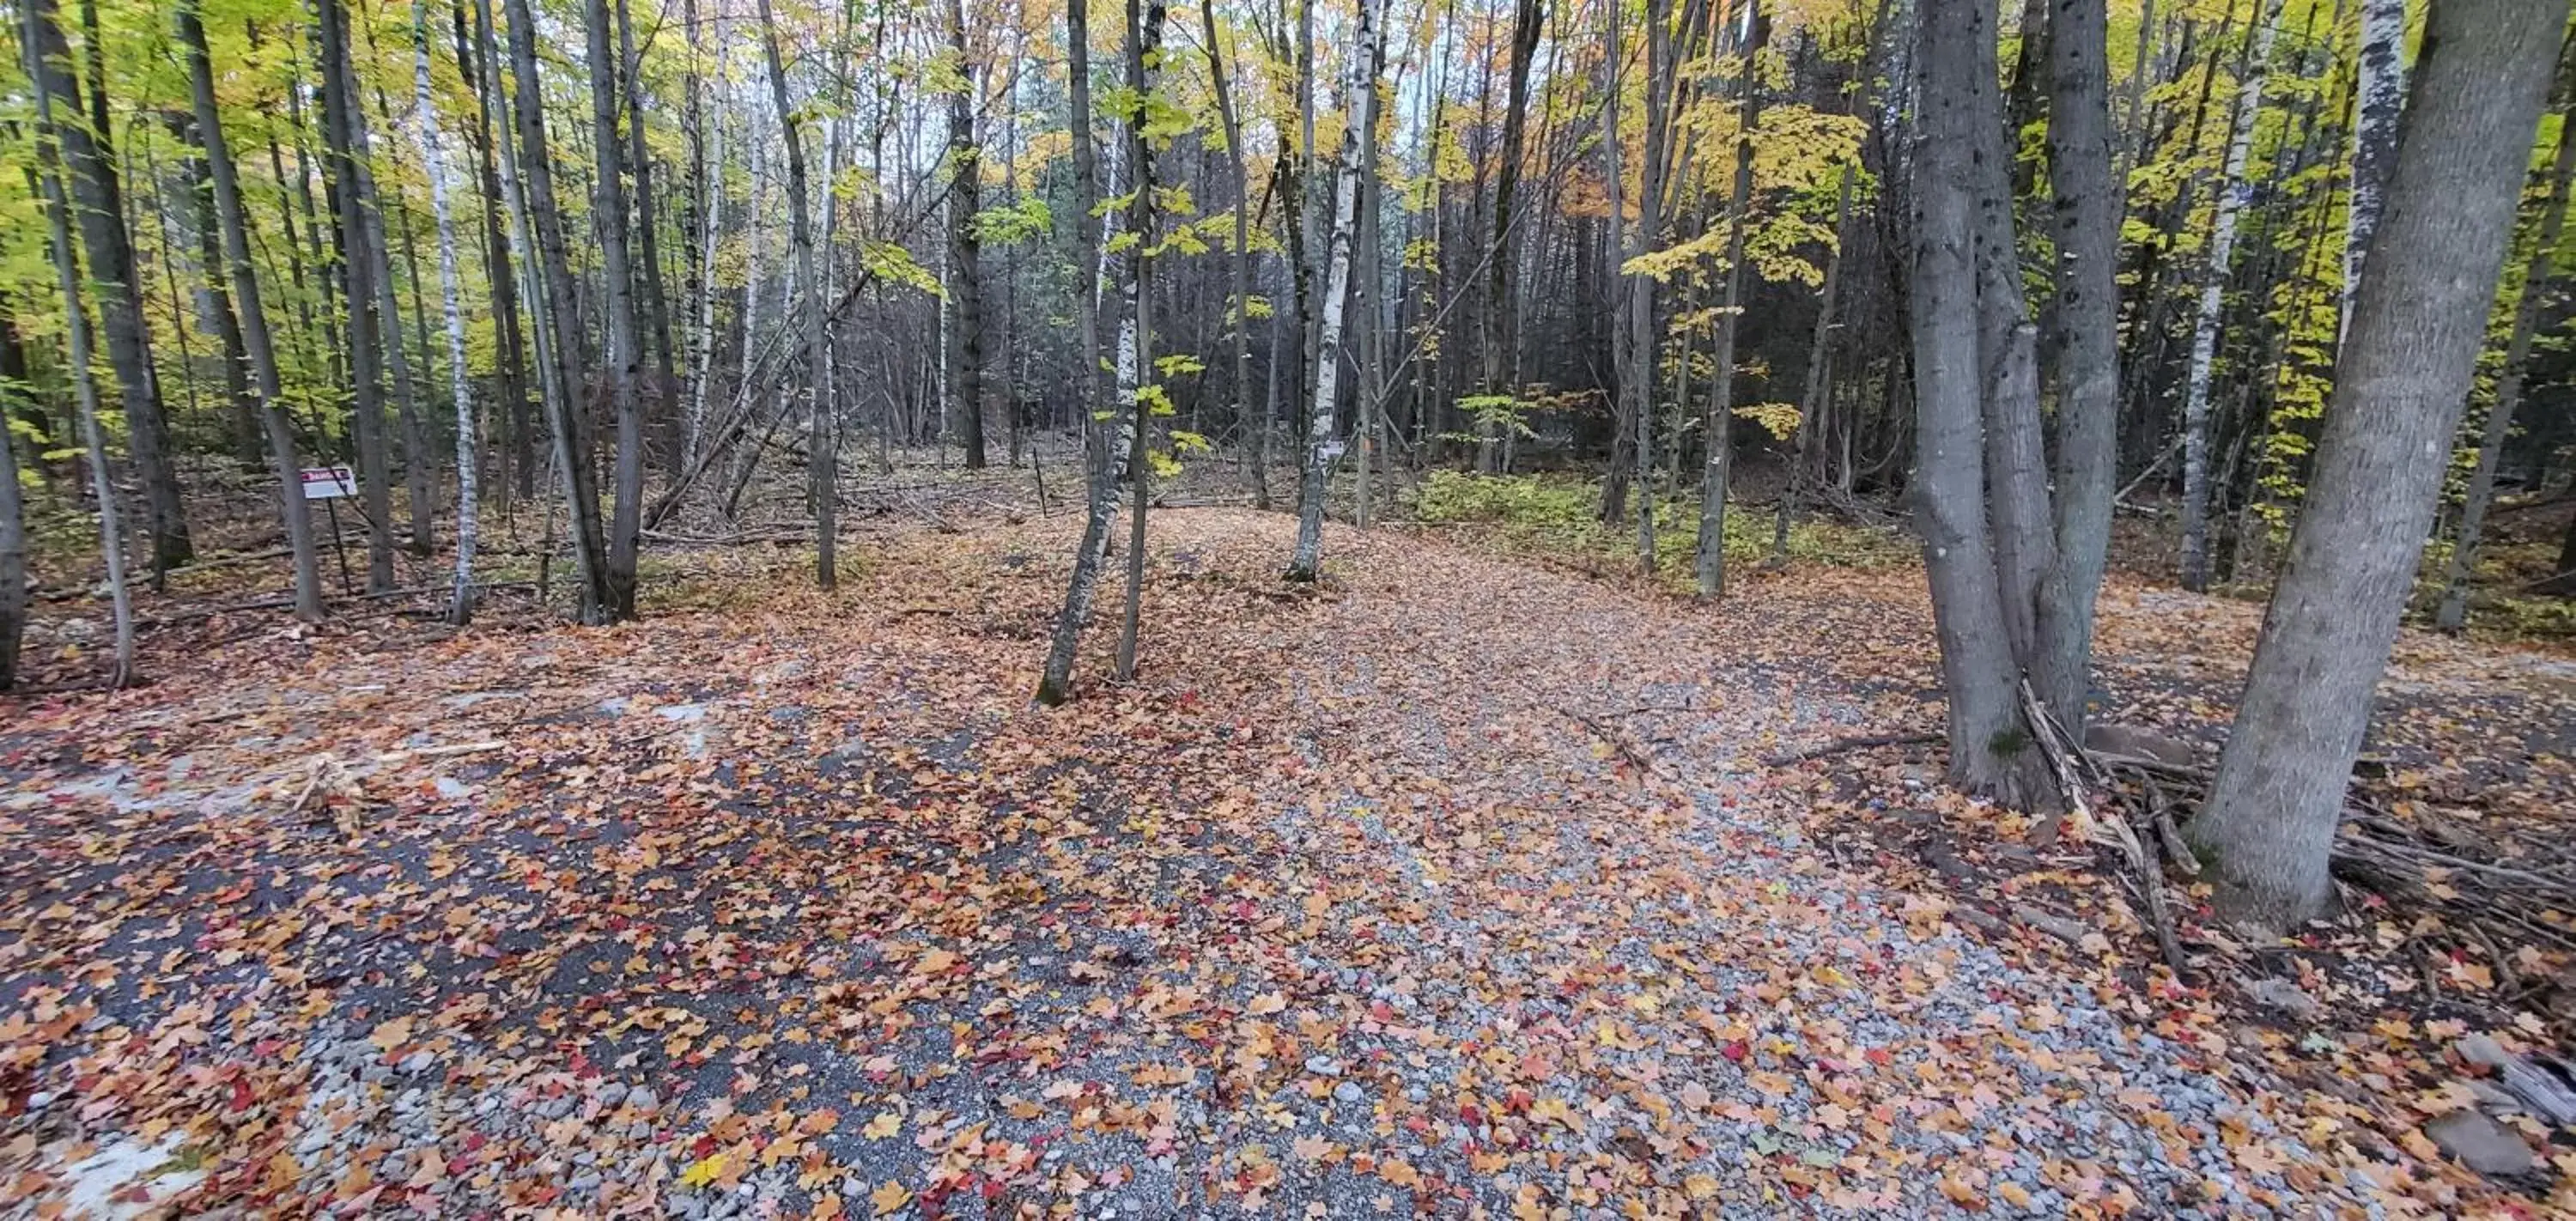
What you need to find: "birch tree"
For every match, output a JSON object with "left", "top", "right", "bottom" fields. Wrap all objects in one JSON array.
[
  {"left": 2340, "top": 0, "right": 2404, "bottom": 349},
  {"left": 412, "top": 0, "right": 480, "bottom": 624},
  {"left": 1285, "top": 0, "right": 1385, "bottom": 584},
  {"left": 2178, "top": 1, "right": 2278, "bottom": 593}
]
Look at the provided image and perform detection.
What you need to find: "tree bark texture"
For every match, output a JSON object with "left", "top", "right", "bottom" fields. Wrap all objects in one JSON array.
[{"left": 2190, "top": 0, "right": 2564, "bottom": 930}]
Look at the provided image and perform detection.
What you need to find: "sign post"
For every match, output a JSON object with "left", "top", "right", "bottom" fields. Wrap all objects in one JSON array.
[{"left": 301, "top": 466, "right": 359, "bottom": 595}]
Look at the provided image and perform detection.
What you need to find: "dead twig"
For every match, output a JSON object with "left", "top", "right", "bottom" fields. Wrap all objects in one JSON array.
[{"left": 1563, "top": 708, "right": 1673, "bottom": 781}]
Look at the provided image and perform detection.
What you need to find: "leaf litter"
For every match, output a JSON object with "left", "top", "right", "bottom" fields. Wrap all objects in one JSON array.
[{"left": 0, "top": 507, "right": 2567, "bottom": 1218}]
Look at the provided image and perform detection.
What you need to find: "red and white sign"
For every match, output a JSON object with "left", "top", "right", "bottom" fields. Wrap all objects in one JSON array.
[{"left": 301, "top": 465, "right": 359, "bottom": 501}]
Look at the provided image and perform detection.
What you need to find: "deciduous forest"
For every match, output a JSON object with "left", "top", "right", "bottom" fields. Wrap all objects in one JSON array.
[{"left": 5, "top": 0, "right": 2576, "bottom": 1212}]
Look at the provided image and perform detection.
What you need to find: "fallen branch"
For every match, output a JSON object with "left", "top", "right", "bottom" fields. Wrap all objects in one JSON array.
[
  {"left": 374, "top": 741, "right": 507, "bottom": 764},
  {"left": 2021, "top": 681, "right": 2179, "bottom": 972},
  {"left": 1563, "top": 708, "right": 1673, "bottom": 781},
  {"left": 137, "top": 580, "right": 541, "bottom": 630},
  {"left": 643, "top": 528, "right": 810, "bottom": 546},
  {"left": 1761, "top": 730, "right": 1943, "bottom": 766}
]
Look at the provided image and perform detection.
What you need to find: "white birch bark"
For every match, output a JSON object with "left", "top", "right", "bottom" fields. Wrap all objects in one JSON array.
[
  {"left": 1286, "top": 0, "right": 1382, "bottom": 581},
  {"left": 2340, "top": 0, "right": 2405, "bottom": 353},
  {"left": 686, "top": 40, "right": 730, "bottom": 470},
  {"left": 2178, "top": 0, "right": 2279, "bottom": 592},
  {"left": 413, "top": 1, "right": 478, "bottom": 625}
]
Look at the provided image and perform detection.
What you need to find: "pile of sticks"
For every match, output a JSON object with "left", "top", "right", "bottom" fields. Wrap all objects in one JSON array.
[{"left": 2067, "top": 731, "right": 2576, "bottom": 999}]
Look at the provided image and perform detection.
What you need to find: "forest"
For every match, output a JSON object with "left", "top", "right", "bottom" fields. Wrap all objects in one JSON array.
[{"left": 5, "top": 0, "right": 2576, "bottom": 1212}]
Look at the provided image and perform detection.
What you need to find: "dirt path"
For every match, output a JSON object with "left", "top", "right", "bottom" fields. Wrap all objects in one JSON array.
[{"left": 0, "top": 511, "right": 2462, "bottom": 1216}]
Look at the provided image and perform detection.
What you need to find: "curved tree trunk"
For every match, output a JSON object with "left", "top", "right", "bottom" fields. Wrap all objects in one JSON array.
[
  {"left": 24, "top": 9, "right": 135, "bottom": 686},
  {"left": 26, "top": 0, "right": 190, "bottom": 575},
  {"left": 756, "top": 0, "right": 835, "bottom": 591},
  {"left": 180, "top": 0, "right": 325, "bottom": 623},
  {"left": 500, "top": 0, "right": 612, "bottom": 623},
  {"left": 1035, "top": 0, "right": 1113, "bottom": 704},
  {"left": 2190, "top": 0, "right": 2563, "bottom": 931}
]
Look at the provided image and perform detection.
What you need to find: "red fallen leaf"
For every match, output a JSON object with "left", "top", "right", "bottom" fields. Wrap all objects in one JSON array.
[
  {"left": 228, "top": 1076, "right": 253, "bottom": 1112},
  {"left": 1863, "top": 1048, "right": 1893, "bottom": 1068},
  {"left": 1720, "top": 1041, "right": 1750, "bottom": 1063}
]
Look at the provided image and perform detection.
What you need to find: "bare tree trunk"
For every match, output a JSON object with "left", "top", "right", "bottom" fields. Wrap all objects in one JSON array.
[
  {"left": 1627, "top": 0, "right": 1677, "bottom": 577},
  {"left": 949, "top": 0, "right": 991, "bottom": 471},
  {"left": 2190, "top": 0, "right": 2562, "bottom": 931},
  {"left": 1115, "top": 0, "right": 1163, "bottom": 677},
  {"left": 1773, "top": 162, "right": 1852, "bottom": 565},
  {"left": 2549, "top": 506, "right": 2576, "bottom": 598},
  {"left": 1597, "top": 0, "right": 1631, "bottom": 528},
  {"left": 361, "top": 70, "right": 441, "bottom": 562},
  {"left": 24, "top": 12, "right": 134, "bottom": 685},
  {"left": 2339, "top": 0, "right": 2404, "bottom": 353},
  {"left": 617, "top": 0, "right": 680, "bottom": 438},
  {"left": 1036, "top": 0, "right": 1114, "bottom": 704},
  {"left": 180, "top": 0, "right": 325, "bottom": 623},
  {"left": 2032, "top": 0, "right": 2122, "bottom": 729},
  {"left": 2436, "top": 97, "right": 2576, "bottom": 632},
  {"left": 1696, "top": 5, "right": 1765, "bottom": 596},
  {"left": 316, "top": 0, "right": 400, "bottom": 592},
  {"left": 0, "top": 333, "right": 22, "bottom": 689},
  {"left": 410, "top": 0, "right": 480, "bottom": 625},
  {"left": 756, "top": 0, "right": 835, "bottom": 590},
  {"left": 455, "top": 0, "right": 529, "bottom": 508},
  {"left": 587, "top": 0, "right": 647, "bottom": 620},
  {"left": 1476, "top": 0, "right": 1543, "bottom": 475},
  {"left": 1285, "top": 0, "right": 1382, "bottom": 583},
  {"left": 1202, "top": 0, "right": 1260, "bottom": 507},
  {"left": 500, "top": 0, "right": 612, "bottom": 623},
  {"left": 1968, "top": 0, "right": 2056, "bottom": 671},
  {"left": 685, "top": 40, "right": 728, "bottom": 472},
  {"left": 179, "top": 143, "right": 264, "bottom": 470},
  {"left": 25, "top": 0, "right": 190, "bottom": 575},
  {"left": 1910, "top": 0, "right": 2044, "bottom": 806},
  {"left": 2178, "top": 0, "right": 2277, "bottom": 592}
]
